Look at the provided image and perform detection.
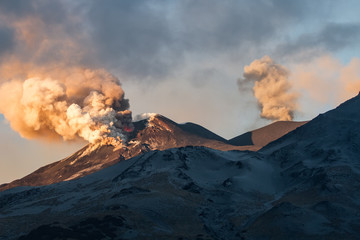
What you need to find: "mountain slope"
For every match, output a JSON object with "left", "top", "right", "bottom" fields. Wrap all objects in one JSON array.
[
  {"left": 0, "top": 114, "right": 253, "bottom": 191},
  {"left": 177, "top": 122, "right": 228, "bottom": 143},
  {"left": 0, "top": 114, "right": 306, "bottom": 192},
  {"left": 240, "top": 94, "right": 360, "bottom": 239},
  {"left": 0, "top": 147, "right": 264, "bottom": 240},
  {"left": 228, "top": 120, "right": 307, "bottom": 148},
  {"left": 1, "top": 94, "right": 360, "bottom": 239}
]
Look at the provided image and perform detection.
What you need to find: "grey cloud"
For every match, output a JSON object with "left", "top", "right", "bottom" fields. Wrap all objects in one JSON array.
[
  {"left": 319, "top": 23, "right": 360, "bottom": 50},
  {"left": 0, "top": 0, "right": 357, "bottom": 82},
  {"left": 190, "top": 67, "right": 230, "bottom": 88},
  {"left": 275, "top": 22, "right": 360, "bottom": 61},
  {"left": 84, "top": 0, "right": 311, "bottom": 80},
  {"left": 174, "top": 0, "right": 304, "bottom": 52},
  {"left": 0, "top": 0, "right": 33, "bottom": 16},
  {"left": 87, "top": 0, "right": 176, "bottom": 79},
  {"left": 0, "top": 0, "right": 88, "bottom": 66},
  {"left": 0, "top": 0, "right": 67, "bottom": 23},
  {"left": 0, "top": 26, "right": 15, "bottom": 56}
]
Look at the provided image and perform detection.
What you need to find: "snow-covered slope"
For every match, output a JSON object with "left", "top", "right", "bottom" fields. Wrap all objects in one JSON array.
[
  {"left": 0, "top": 147, "right": 269, "bottom": 240},
  {"left": 2, "top": 94, "right": 360, "bottom": 239}
]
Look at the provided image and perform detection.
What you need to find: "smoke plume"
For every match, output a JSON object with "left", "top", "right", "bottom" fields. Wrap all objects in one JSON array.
[
  {"left": 0, "top": 67, "right": 133, "bottom": 146},
  {"left": 239, "top": 56, "right": 298, "bottom": 121},
  {"left": 0, "top": 2, "right": 134, "bottom": 146}
]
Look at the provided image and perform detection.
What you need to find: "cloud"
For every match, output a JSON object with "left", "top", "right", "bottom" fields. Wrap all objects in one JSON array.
[
  {"left": 0, "top": 0, "right": 33, "bottom": 16},
  {"left": 0, "top": 0, "right": 90, "bottom": 68},
  {"left": 0, "top": 0, "right": 357, "bottom": 83},
  {"left": 0, "top": 0, "right": 359, "bottom": 132},
  {"left": 174, "top": 0, "right": 304, "bottom": 50},
  {"left": 87, "top": 0, "right": 175, "bottom": 79},
  {"left": 82, "top": 0, "right": 316, "bottom": 80},
  {"left": 275, "top": 22, "right": 360, "bottom": 62},
  {"left": 288, "top": 55, "right": 360, "bottom": 117},
  {"left": 0, "top": 26, "right": 14, "bottom": 56}
]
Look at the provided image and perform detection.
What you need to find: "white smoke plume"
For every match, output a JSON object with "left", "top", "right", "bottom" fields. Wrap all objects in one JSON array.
[
  {"left": 0, "top": 67, "right": 133, "bottom": 146},
  {"left": 239, "top": 56, "right": 298, "bottom": 121}
]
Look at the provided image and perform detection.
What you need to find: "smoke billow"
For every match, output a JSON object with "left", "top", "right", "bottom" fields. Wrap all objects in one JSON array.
[
  {"left": 0, "top": 1, "right": 135, "bottom": 146},
  {"left": 239, "top": 56, "right": 298, "bottom": 121},
  {"left": 0, "top": 67, "right": 133, "bottom": 146}
]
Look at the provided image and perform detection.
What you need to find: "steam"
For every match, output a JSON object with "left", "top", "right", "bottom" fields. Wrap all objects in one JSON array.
[
  {"left": 239, "top": 56, "right": 298, "bottom": 121},
  {"left": 0, "top": 67, "right": 133, "bottom": 146}
]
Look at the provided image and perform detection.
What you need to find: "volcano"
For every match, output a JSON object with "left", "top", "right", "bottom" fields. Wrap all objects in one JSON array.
[
  {"left": 2, "top": 94, "right": 360, "bottom": 239},
  {"left": 0, "top": 114, "right": 304, "bottom": 192}
]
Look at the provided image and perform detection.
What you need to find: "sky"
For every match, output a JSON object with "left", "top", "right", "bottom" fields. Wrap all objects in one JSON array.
[{"left": 0, "top": 0, "right": 360, "bottom": 184}]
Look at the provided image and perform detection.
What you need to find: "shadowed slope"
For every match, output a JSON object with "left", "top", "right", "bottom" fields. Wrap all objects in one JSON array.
[{"left": 178, "top": 122, "right": 228, "bottom": 143}]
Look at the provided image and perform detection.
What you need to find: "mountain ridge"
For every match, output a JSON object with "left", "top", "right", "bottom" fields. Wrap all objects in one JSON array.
[{"left": 0, "top": 114, "right": 304, "bottom": 191}]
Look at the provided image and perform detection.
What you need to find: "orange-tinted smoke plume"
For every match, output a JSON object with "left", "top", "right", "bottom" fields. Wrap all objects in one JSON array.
[
  {"left": 0, "top": 67, "right": 133, "bottom": 146},
  {"left": 0, "top": 6, "right": 134, "bottom": 146},
  {"left": 239, "top": 56, "right": 298, "bottom": 121}
]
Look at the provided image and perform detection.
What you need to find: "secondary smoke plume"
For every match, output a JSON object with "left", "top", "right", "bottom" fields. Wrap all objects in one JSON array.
[
  {"left": 0, "top": 67, "right": 133, "bottom": 146},
  {"left": 239, "top": 56, "right": 298, "bottom": 121}
]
